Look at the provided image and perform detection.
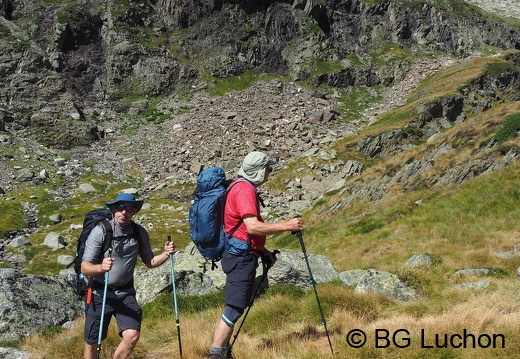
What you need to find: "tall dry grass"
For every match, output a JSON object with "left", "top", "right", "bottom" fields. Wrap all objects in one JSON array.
[{"left": 21, "top": 278, "right": 520, "bottom": 358}]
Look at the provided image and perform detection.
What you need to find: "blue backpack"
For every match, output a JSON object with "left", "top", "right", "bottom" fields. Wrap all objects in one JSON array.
[{"left": 189, "top": 167, "right": 248, "bottom": 265}]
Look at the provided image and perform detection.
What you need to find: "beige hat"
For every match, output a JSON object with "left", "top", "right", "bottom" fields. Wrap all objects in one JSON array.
[{"left": 237, "top": 151, "right": 275, "bottom": 185}]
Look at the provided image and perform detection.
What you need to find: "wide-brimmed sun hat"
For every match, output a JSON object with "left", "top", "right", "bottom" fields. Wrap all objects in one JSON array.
[
  {"left": 105, "top": 192, "right": 144, "bottom": 208},
  {"left": 237, "top": 151, "right": 275, "bottom": 185}
]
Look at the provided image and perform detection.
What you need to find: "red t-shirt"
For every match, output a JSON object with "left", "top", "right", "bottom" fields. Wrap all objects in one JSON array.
[{"left": 224, "top": 179, "right": 266, "bottom": 253}]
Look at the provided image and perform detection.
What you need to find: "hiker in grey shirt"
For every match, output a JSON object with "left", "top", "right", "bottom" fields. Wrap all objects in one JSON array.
[{"left": 81, "top": 192, "right": 177, "bottom": 359}]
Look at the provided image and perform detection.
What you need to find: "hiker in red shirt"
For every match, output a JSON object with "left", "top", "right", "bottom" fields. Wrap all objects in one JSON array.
[{"left": 207, "top": 151, "right": 303, "bottom": 359}]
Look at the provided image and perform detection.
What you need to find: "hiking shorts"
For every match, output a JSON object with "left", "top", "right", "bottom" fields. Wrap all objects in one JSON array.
[
  {"left": 221, "top": 251, "right": 259, "bottom": 309},
  {"left": 84, "top": 292, "right": 142, "bottom": 344}
]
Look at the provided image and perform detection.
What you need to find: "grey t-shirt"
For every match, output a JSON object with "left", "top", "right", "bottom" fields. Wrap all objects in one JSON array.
[{"left": 82, "top": 219, "right": 154, "bottom": 290}]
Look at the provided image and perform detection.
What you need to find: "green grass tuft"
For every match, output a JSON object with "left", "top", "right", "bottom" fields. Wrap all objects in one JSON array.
[{"left": 143, "top": 291, "right": 225, "bottom": 320}]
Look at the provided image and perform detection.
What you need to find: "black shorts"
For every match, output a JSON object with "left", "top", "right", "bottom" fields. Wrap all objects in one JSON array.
[
  {"left": 221, "top": 251, "right": 259, "bottom": 309},
  {"left": 84, "top": 293, "right": 142, "bottom": 344}
]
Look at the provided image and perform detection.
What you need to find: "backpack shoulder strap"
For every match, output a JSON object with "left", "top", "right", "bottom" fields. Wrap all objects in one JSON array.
[
  {"left": 227, "top": 177, "right": 253, "bottom": 191},
  {"left": 98, "top": 220, "right": 141, "bottom": 256},
  {"left": 227, "top": 178, "right": 264, "bottom": 207},
  {"left": 131, "top": 221, "right": 142, "bottom": 247},
  {"left": 99, "top": 219, "right": 113, "bottom": 254},
  {"left": 99, "top": 219, "right": 112, "bottom": 236}
]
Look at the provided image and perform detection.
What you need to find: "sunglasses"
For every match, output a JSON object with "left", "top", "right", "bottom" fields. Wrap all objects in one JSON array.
[{"left": 114, "top": 203, "right": 138, "bottom": 213}]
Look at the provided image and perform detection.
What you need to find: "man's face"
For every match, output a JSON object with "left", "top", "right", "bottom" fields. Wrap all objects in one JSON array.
[
  {"left": 262, "top": 165, "right": 272, "bottom": 184},
  {"left": 112, "top": 201, "right": 138, "bottom": 225}
]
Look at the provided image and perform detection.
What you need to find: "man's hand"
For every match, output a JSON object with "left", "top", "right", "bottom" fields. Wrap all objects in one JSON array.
[
  {"left": 165, "top": 240, "right": 177, "bottom": 255},
  {"left": 262, "top": 249, "right": 280, "bottom": 268},
  {"left": 101, "top": 257, "right": 115, "bottom": 272},
  {"left": 286, "top": 217, "right": 303, "bottom": 232}
]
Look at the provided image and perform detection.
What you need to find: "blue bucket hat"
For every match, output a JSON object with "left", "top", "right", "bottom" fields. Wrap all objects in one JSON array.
[{"left": 105, "top": 193, "right": 144, "bottom": 209}]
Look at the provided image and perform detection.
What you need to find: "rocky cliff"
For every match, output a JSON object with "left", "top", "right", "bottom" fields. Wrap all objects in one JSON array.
[
  {"left": 1, "top": 0, "right": 519, "bottom": 151},
  {"left": 1, "top": 0, "right": 519, "bottom": 253}
]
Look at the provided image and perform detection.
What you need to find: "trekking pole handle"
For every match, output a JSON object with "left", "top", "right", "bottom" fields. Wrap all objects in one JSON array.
[
  {"left": 102, "top": 247, "right": 113, "bottom": 273},
  {"left": 290, "top": 213, "right": 308, "bottom": 254},
  {"left": 107, "top": 247, "right": 113, "bottom": 270},
  {"left": 290, "top": 215, "right": 302, "bottom": 236}
]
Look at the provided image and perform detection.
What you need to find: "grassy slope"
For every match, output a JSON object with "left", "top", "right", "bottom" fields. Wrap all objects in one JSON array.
[{"left": 14, "top": 53, "right": 520, "bottom": 358}]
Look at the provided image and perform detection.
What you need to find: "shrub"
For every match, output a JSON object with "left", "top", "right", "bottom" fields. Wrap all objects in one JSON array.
[{"left": 495, "top": 112, "right": 520, "bottom": 144}]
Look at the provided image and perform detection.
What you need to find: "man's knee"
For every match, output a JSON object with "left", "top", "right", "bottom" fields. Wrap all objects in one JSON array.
[
  {"left": 221, "top": 305, "right": 244, "bottom": 327},
  {"left": 121, "top": 329, "right": 140, "bottom": 344}
]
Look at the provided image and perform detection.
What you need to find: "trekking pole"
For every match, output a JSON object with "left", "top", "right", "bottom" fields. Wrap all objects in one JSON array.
[
  {"left": 168, "top": 235, "right": 183, "bottom": 358},
  {"left": 96, "top": 247, "right": 112, "bottom": 359},
  {"left": 292, "top": 223, "right": 334, "bottom": 354},
  {"left": 230, "top": 250, "right": 280, "bottom": 351}
]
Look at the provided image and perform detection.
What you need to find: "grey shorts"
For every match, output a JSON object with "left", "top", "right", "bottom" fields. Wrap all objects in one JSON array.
[
  {"left": 84, "top": 293, "right": 142, "bottom": 344},
  {"left": 221, "top": 251, "right": 259, "bottom": 309}
]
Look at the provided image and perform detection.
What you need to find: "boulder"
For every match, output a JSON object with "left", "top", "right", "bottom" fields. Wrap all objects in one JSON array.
[
  {"left": 0, "top": 269, "right": 82, "bottom": 343},
  {"left": 134, "top": 246, "right": 340, "bottom": 304},
  {"left": 404, "top": 254, "right": 432, "bottom": 268},
  {"left": 339, "top": 269, "right": 418, "bottom": 302},
  {"left": 43, "top": 232, "right": 66, "bottom": 249},
  {"left": 268, "top": 249, "right": 338, "bottom": 289}
]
